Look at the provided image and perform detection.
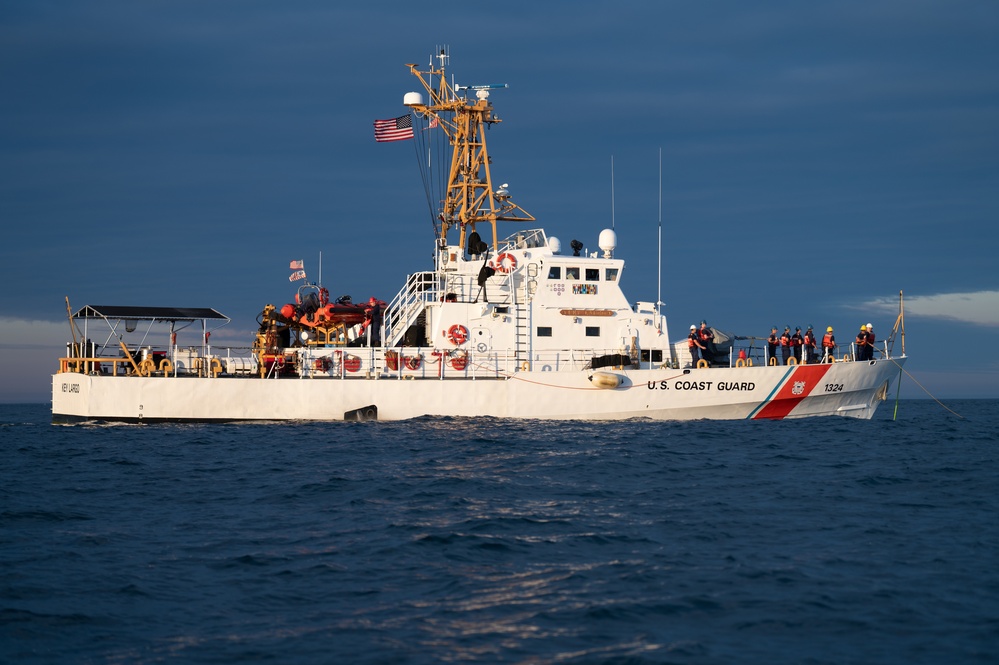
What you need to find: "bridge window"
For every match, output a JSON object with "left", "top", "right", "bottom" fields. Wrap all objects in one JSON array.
[
  {"left": 547, "top": 266, "right": 561, "bottom": 279},
  {"left": 565, "top": 267, "right": 579, "bottom": 280},
  {"left": 585, "top": 327, "right": 600, "bottom": 337},
  {"left": 605, "top": 268, "right": 618, "bottom": 282},
  {"left": 585, "top": 268, "right": 600, "bottom": 281}
]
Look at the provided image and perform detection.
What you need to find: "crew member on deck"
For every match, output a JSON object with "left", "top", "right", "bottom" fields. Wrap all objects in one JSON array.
[
  {"left": 767, "top": 326, "right": 779, "bottom": 366},
  {"left": 822, "top": 326, "right": 837, "bottom": 362},
  {"left": 791, "top": 326, "right": 804, "bottom": 363},
  {"left": 865, "top": 323, "right": 876, "bottom": 360},
  {"left": 803, "top": 325, "right": 818, "bottom": 364},
  {"left": 855, "top": 325, "right": 869, "bottom": 361},
  {"left": 688, "top": 325, "right": 706, "bottom": 366},
  {"left": 361, "top": 297, "right": 383, "bottom": 346},
  {"left": 780, "top": 325, "right": 792, "bottom": 365},
  {"left": 698, "top": 321, "right": 714, "bottom": 363}
]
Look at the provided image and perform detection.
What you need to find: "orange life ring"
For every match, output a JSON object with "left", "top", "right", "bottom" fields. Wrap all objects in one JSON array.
[
  {"left": 446, "top": 324, "right": 469, "bottom": 346},
  {"left": 492, "top": 252, "right": 517, "bottom": 274},
  {"left": 404, "top": 355, "right": 422, "bottom": 370},
  {"left": 450, "top": 350, "right": 468, "bottom": 371}
]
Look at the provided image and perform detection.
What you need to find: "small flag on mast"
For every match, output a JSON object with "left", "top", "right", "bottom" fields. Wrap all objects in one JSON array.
[
  {"left": 289, "top": 270, "right": 307, "bottom": 282},
  {"left": 289, "top": 260, "right": 304, "bottom": 269},
  {"left": 374, "top": 115, "right": 414, "bottom": 142}
]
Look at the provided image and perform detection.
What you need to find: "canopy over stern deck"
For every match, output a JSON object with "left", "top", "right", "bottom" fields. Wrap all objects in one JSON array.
[{"left": 72, "top": 305, "right": 230, "bottom": 323}]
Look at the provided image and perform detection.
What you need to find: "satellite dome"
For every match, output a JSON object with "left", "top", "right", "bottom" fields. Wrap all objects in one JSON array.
[{"left": 598, "top": 229, "right": 617, "bottom": 258}]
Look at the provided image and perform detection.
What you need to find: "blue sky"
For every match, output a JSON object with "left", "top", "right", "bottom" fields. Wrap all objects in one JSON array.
[{"left": 2, "top": 1, "right": 997, "bottom": 403}]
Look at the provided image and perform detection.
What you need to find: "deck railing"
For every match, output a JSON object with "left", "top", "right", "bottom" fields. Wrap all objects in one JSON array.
[{"left": 59, "top": 337, "right": 899, "bottom": 379}]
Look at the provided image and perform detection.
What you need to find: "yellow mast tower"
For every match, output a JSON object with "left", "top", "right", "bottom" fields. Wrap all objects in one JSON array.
[{"left": 404, "top": 50, "right": 534, "bottom": 257}]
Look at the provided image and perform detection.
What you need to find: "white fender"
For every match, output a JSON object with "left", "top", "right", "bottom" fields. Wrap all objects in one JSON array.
[{"left": 589, "top": 371, "right": 622, "bottom": 390}]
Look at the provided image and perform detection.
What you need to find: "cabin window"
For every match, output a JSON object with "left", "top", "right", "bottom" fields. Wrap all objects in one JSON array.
[
  {"left": 585, "top": 268, "right": 600, "bottom": 281},
  {"left": 641, "top": 349, "right": 663, "bottom": 362},
  {"left": 547, "top": 267, "right": 561, "bottom": 279},
  {"left": 585, "top": 326, "right": 600, "bottom": 337},
  {"left": 565, "top": 267, "right": 579, "bottom": 280},
  {"left": 537, "top": 326, "right": 553, "bottom": 337},
  {"left": 605, "top": 268, "right": 618, "bottom": 282}
]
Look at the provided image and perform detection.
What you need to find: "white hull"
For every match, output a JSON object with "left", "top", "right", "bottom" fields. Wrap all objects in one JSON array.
[
  {"left": 53, "top": 357, "right": 904, "bottom": 423},
  {"left": 53, "top": 54, "right": 908, "bottom": 426}
]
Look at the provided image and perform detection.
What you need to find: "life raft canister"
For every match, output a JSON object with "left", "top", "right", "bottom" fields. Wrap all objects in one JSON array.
[
  {"left": 492, "top": 252, "right": 517, "bottom": 274},
  {"left": 446, "top": 324, "right": 469, "bottom": 346}
]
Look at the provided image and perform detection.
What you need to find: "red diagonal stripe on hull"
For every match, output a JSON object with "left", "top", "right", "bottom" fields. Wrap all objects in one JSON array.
[{"left": 753, "top": 364, "right": 834, "bottom": 420}]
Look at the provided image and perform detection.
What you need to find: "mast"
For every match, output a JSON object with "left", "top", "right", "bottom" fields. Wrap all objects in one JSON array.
[{"left": 404, "top": 52, "right": 534, "bottom": 254}]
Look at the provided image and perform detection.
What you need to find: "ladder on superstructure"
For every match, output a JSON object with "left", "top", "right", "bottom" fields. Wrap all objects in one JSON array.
[{"left": 513, "top": 263, "right": 538, "bottom": 370}]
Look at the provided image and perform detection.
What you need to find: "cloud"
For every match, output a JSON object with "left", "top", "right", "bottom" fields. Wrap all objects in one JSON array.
[{"left": 860, "top": 290, "right": 999, "bottom": 327}]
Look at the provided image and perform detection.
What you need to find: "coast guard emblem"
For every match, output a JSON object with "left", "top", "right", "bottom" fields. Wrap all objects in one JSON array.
[{"left": 791, "top": 381, "right": 806, "bottom": 395}]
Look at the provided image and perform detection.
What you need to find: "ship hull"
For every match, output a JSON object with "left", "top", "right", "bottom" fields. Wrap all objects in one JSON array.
[{"left": 52, "top": 357, "right": 904, "bottom": 423}]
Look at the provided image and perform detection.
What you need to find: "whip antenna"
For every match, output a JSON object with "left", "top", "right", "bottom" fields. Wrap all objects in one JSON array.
[
  {"left": 611, "top": 155, "right": 615, "bottom": 229},
  {"left": 657, "top": 148, "right": 663, "bottom": 313}
]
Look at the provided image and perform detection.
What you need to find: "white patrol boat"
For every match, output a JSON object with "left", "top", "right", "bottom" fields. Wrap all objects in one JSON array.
[{"left": 52, "top": 51, "right": 907, "bottom": 424}]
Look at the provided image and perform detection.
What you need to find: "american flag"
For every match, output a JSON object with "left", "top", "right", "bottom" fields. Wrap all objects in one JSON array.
[
  {"left": 373, "top": 115, "right": 414, "bottom": 142},
  {"left": 289, "top": 260, "right": 303, "bottom": 270},
  {"left": 289, "top": 270, "right": 307, "bottom": 282}
]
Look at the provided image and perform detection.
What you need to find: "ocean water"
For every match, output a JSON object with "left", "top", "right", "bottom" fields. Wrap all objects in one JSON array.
[{"left": 1, "top": 400, "right": 997, "bottom": 665}]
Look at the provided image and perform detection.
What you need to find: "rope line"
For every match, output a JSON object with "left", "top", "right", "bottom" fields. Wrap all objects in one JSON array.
[{"left": 887, "top": 358, "right": 964, "bottom": 419}]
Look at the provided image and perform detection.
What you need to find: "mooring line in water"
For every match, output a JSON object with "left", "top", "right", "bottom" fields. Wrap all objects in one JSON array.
[{"left": 887, "top": 358, "right": 964, "bottom": 419}]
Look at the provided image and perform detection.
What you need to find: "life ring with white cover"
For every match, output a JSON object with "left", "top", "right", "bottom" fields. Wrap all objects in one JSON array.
[
  {"left": 450, "top": 350, "right": 468, "bottom": 371},
  {"left": 492, "top": 252, "right": 517, "bottom": 274},
  {"left": 446, "top": 324, "right": 469, "bottom": 346}
]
